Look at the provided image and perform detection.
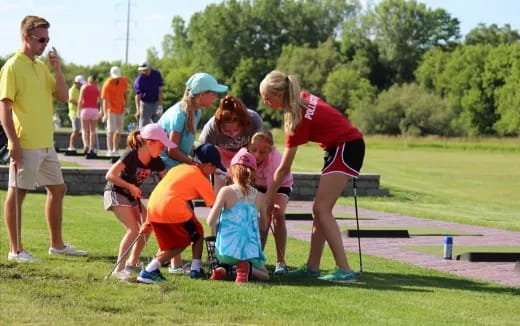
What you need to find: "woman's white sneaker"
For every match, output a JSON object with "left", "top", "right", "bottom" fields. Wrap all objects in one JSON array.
[
  {"left": 48, "top": 244, "right": 88, "bottom": 256},
  {"left": 7, "top": 250, "right": 41, "bottom": 262}
]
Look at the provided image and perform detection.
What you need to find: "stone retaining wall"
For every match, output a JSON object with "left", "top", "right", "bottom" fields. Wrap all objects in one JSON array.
[
  {"left": 0, "top": 167, "right": 388, "bottom": 199},
  {"left": 54, "top": 131, "right": 128, "bottom": 150}
]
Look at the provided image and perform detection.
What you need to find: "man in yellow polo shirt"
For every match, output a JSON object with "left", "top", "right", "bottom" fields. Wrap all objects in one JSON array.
[{"left": 0, "top": 15, "right": 88, "bottom": 262}]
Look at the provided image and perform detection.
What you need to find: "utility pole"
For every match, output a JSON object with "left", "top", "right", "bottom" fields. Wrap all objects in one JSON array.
[{"left": 124, "top": 0, "right": 131, "bottom": 65}]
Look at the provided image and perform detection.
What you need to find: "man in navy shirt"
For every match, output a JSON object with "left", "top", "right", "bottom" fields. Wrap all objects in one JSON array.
[{"left": 134, "top": 61, "right": 164, "bottom": 128}]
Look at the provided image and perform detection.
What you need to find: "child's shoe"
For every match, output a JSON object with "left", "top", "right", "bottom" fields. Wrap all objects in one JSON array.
[
  {"left": 210, "top": 267, "right": 227, "bottom": 281},
  {"left": 168, "top": 265, "right": 184, "bottom": 274},
  {"left": 317, "top": 268, "right": 357, "bottom": 282},
  {"left": 125, "top": 263, "right": 143, "bottom": 274},
  {"left": 287, "top": 265, "right": 321, "bottom": 278},
  {"left": 112, "top": 269, "right": 132, "bottom": 281},
  {"left": 235, "top": 261, "right": 250, "bottom": 284},
  {"left": 274, "top": 262, "right": 288, "bottom": 275},
  {"left": 189, "top": 268, "right": 205, "bottom": 279},
  {"left": 137, "top": 269, "right": 166, "bottom": 284}
]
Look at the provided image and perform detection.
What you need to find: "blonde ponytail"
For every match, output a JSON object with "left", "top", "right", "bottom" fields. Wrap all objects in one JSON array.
[{"left": 260, "top": 71, "right": 307, "bottom": 135}]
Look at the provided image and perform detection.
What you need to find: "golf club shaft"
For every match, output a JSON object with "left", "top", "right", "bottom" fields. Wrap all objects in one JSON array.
[
  {"left": 353, "top": 178, "right": 363, "bottom": 273},
  {"left": 14, "top": 164, "right": 20, "bottom": 253},
  {"left": 104, "top": 232, "right": 143, "bottom": 280}
]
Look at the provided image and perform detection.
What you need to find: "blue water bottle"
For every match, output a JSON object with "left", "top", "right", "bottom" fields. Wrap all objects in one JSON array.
[{"left": 443, "top": 236, "right": 453, "bottom": 260}]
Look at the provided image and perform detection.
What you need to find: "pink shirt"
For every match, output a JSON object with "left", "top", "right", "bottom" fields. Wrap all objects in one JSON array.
[
  {"left": 255, "top": 147, "right": 293, "bottom": 188},
  {"left": 81, "top": 84, "right": 100, "bottom": 109}
]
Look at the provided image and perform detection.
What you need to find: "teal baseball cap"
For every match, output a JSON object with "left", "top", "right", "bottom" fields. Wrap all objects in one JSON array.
[{"left": 186, "top": 72, "right": 228, "bottom": 96}]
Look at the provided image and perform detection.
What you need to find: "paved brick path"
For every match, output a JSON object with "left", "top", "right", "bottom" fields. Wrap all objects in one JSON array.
[{"left": 280, "top": 201, "right": 520, "bottom": 287}]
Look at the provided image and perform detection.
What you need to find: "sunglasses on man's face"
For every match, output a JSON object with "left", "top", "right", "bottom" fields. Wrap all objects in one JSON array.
[{"left": 30, "top": 35, "right": 50, "bottom": 44}]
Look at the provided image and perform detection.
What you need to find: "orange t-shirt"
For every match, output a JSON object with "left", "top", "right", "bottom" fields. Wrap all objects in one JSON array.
[
  {"left": 101, "top": 77, "right": 128, "bottom": 114},
  {"left": 147, "top": 164, "right": 215, "bottom": 223}
]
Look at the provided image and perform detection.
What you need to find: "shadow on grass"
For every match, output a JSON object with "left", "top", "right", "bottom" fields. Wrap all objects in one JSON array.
[{"left": 270, "top": 271, "right": 519, "bottom": 295}]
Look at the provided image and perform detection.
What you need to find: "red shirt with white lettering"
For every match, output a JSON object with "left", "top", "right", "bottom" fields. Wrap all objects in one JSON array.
[{"left": 285, "top": 92, "right": 363, "bottom": 149}]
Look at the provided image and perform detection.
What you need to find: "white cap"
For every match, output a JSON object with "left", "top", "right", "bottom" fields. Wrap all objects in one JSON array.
[
  {"left": 110, "top": 66, "right": 121, "bottom": 78},
  {"left": 74, "top": 75, "right": 86, "bottom": 85},
  {"left": 138, "top": 61, "right": 151, "bottom": 71}
]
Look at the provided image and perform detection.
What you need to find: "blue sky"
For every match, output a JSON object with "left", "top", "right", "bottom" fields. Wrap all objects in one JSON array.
[{"left": 1, "top": 0, "right": 518, "bottom": 66}]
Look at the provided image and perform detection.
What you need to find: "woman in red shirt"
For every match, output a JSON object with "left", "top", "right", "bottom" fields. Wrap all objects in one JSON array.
[
  {"left": 78, "top": 75, "right": 100, "bottom": 156},
  {"left": 260, "top": 70, "right": 365, "bottom": 282}
]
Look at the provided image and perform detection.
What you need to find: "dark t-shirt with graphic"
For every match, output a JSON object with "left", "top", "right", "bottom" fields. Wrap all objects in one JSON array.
[{"left": 104, "top": 148, "right": 165, "bottom": 200}]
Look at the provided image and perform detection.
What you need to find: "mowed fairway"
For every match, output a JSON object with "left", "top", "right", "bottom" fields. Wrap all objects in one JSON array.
[
  {"left": 1, "top": 135, "right": 519, "bottom": 325},
  {"left": 283, "top": 134, "right": 520, "bottom": 231}
]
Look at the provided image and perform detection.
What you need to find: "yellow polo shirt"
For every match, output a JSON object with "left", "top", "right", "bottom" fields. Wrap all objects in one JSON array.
[
  {"left": 0, "top": 51, "right": 56, "bottom": 149},
  {"left": 68, "top": 85, "right": 80, "bottom": 119}
]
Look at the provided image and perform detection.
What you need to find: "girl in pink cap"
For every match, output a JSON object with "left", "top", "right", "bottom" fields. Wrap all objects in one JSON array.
[
  {"left": 207, "top": 150, "right": 269, "bottom": 283},
  {"left": 103, "top": 123, "right": 176, "bottom": 280}
]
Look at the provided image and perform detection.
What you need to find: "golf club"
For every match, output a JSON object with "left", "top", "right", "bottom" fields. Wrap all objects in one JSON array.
[
  {"left": 104, "top": 232, "right": 144, "bottom": 280},
  {"left": 14, "top": 164, "right": 20, "bottom": 254},
  {"left": 136, "top": 199, "right": 152, "bottom": 265},
  {"left": 353, "top": 178, "right": 363, "bottom": 276}
]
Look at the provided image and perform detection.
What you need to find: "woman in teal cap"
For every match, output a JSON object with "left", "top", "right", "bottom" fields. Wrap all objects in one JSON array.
[{"left": 157, "top": 72, "right": 228, "bottom": 274}]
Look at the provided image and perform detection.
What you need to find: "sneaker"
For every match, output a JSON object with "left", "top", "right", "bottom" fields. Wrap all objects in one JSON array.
[
  {"left": 67, "top": 147, "right": 77, "bottom": 151},
  {"left": 274, "top": 262, "right": 288, "bottom": 275},
  {"left": 105, "top": 150, "right": 114, "bottom": 157},
  {"left": 112, "top": 269, "right": 132, "bottom": 281},
  {"left": 137, "top": 269, "right": 166, "bottom": 284},
  {"left": 7, "top": 250, "right": 41, "bottom": 263},
  {"left": 125, "top": 263, "right": 143, "bottom": 274},
  {"left": 168, "top": 265, "right": 185, "bottom": 274},
  {"left": 189, "top": 268, "right": 205, "bottom": 279},
  {"left": 287, "top": 265, "right": 321, "bottom": 278},
  {"left": 210, "top": 267, "right": 227, "bottom": 281},
  {"left": 235, "top": 261, "right": 250, "bottom": 284},
  {"left": 317, "top": 268, "right": 357, "bottom": 282},
  {"left": 49, "top": 244, "right": 88, "bottom": 256}
]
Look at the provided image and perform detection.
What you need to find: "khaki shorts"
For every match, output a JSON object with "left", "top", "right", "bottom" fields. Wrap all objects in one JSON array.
[
  {"left": 9, "top": 147, "right": 64, "bottom": 190},
  {"left": 107, "top": 113, "right": 124, "bottom": 133}
]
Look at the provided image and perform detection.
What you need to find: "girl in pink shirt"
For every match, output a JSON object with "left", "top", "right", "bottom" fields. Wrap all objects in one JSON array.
[
  {"left": 247, "top": 131, "right": 293, "bottom": 274},
  {"left": 78, "top": 75, "right": 100, "bottom": 156}
]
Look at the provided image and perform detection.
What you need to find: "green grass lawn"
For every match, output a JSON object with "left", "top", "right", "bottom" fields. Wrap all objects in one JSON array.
[
  {"left": 280, "top": 134, "right": 520, "bottom": 231},
  {"left": 0, "top": 192, "right": 518, "bottom": 325},
  {"left": 1, "top": 135, "right": 519, "bottom": 324}
]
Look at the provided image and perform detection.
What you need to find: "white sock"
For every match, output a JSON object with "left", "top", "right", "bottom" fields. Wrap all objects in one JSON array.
[
  {"left": 145, "top": 259, "right": 161, "bottom": 273},
  {"left": 191, "top": 259, "right": 201, "bottom": 271}
]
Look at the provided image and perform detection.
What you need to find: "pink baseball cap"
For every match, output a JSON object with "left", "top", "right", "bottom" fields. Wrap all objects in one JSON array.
[
  {"left": 140, "top": 123, "right": 177, "bottom": 149},
  {"left": 230, "top": 148, "right": 257, "bottom": 170}
]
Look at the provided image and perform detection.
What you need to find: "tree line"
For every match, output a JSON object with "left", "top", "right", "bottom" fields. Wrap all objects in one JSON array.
[{"left": 2, "top": 0, "right": 518, "bottom": 136}]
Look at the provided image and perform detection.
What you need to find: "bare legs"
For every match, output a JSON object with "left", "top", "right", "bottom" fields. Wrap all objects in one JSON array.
[
  {"left": 4, "top": 184, "right": 68, "bottom": 253},
  {"left": 260, "top": 193, "right": 289, "bottom": 265},
  {"left": 68, "top": 130, "right": 80, "bottom": 149},
  {"left": 4, "top": 187, "right": 27, "bottom": 253},
  {"left": 112, "top": 205, "right": 149, "bottom": 272},
  {"left": 81, "top": 119, "right": 97, "bottom": 152},
  {"left": 306, "top": 173, "right": 352, "bottom": 272}
]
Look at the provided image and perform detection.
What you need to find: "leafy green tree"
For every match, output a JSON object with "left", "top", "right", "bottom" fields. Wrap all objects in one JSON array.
[
  {"left": 160, "top": 0, "right": 358, "bottom": 112},
  {"left": 465, "top": 23, "right": 520, "bottom": 46},
  {"left": 352, "top": 83, "right": 456, "bottom": 136},
  {"left": 276, "top": 39, "right": 340, "bottom": 98},
  {"left": 368, "top": 0, "right": 460, "bottom": 84},
  {"left": 491, "top": 43, "right": 520, "bottom": 135},
  {"left": 322, "top": 65, "right": 376, "bottom": 115}
]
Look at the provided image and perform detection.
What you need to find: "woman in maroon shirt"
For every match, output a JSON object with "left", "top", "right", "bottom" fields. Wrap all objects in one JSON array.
[{"left": 259, "top": 70, "right": 365, "bottom": 282}]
